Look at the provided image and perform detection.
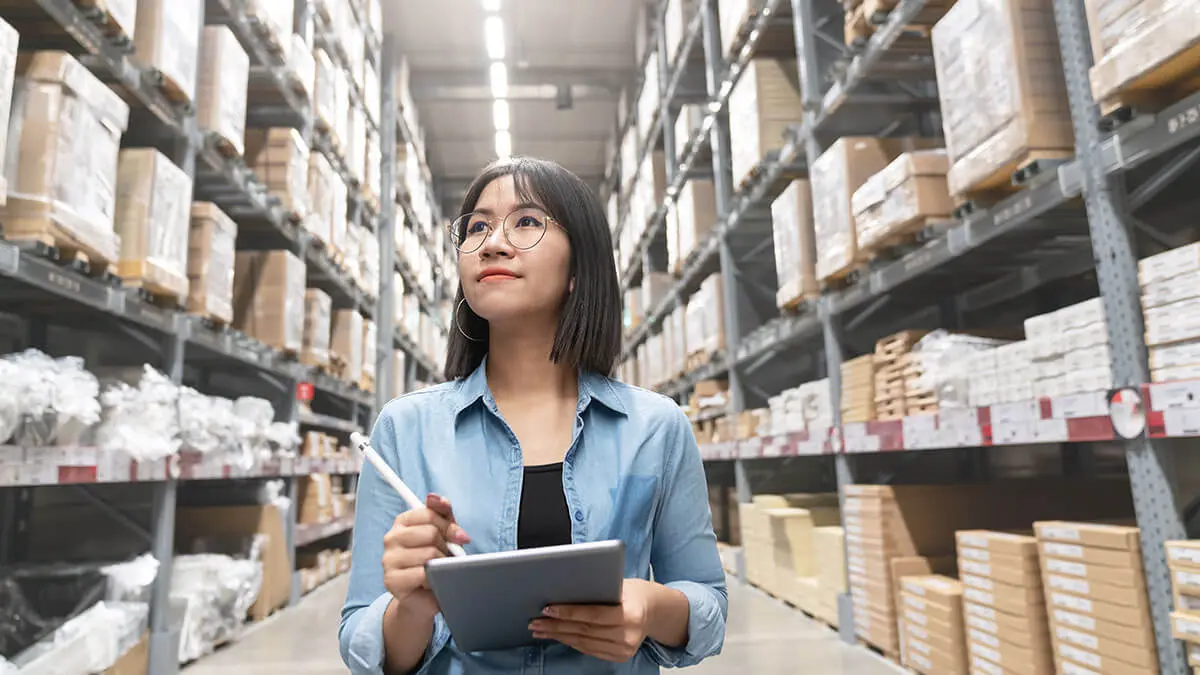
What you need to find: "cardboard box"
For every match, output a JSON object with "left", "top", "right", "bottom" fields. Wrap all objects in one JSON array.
[
  {"left": 246, "top": 128, "right": 310, "bottom": 220},
  {"left": 932, "top": 0, "right": 1074, "bottom": 196},
  {"left": 853, "top": 150, "right": 953, "bottom": 254},
  {"left": 957, "top": 530, "right": 1039, "bottom": 558},
  {"left": 196, "top": 26, "right": 249, "bottom": 155},
  {"left": 1034, "top": 522, "right": 1141, "bottom": 551},
  {"left": 1044, "top": 555, "right": 1145, "bottom": 588},
  {"left": 770, "top": 179, "right": 819, "bottom": 308},
  {"left": 301, "top": 289, "right": 332, "bottom": 368},
  {"left": 963, "top": 578, "right": 1046, "bottom": 617},
  {"left": 1043, "top": 571, "right": 1147, "bottom": 608},
  {"left": 233, "top": 250, "right": 306, "bottom": 352},
  {"left": 965, "top": 601, "right": 1051, "bottom": 650},
  {"left": 907, "top": 636, "right": 968, "bottom": 675},
  {"left": 3, "top": 52, "right": 131, "bottom": 263},
  {"left": 959, "top": 556, "right": 1042, "bottom": 589},
  {"left": 968, "top": 638, "right": 1055, "bottom": 675},
  {"left": 1056, "top": 645, "right": 1152, "bottom": 675},
  {"left": 727, "top": 58, "right": 803, "bottom": 186},
  {"left": 186, "top": 203, "right": 236, "bottom": 324},
  {"left": 684, "top": 275, "right": 727, "bottom": 357},
  {"left": 1140, "top": 242, "right": 1200, "bottom": 286},
  {"left": 1085, "top": 0, "right": 1200, "bottom": 108},
  {"left": 0, "top": 18, "right": 17, "bottom": 204},
  {"left": 1053, "top": 606, "right": 1155, "bottom": 649},
  {"left": 132, "top": 0, "right": 202, "bottom": 102},
  {"left": 1052, "top": 622, "right": 1158, "bottom": 669},
  {"left": 362, "top": 319, "right": 378, "bottom": 384},
  {"left": 1039, "top": 540, "right": 1144, "bottom": 569},
  {"left": 672, "top": 179, "right": 718, "bottom": 271},
  {"left": 306, "top": 151, "right": 337, "bottom": 247},
  {"left": 332, "top": 310, "right": 364, "bottom": 384},
  {"left": 1045, "top": 589, "right": 1150, "bottom": 628},
  {"left": 114, "top": 149, "right": 192, "bottom": 299}
]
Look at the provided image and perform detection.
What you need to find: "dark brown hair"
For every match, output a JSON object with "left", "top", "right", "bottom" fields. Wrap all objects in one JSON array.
[{"left": 444, "top": 156, "right": 621, "bottom": 379}]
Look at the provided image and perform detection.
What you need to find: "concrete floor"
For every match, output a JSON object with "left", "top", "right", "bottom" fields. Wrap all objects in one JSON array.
[{"left": 183, "top": 574, "right": 904, "bottom": 674}]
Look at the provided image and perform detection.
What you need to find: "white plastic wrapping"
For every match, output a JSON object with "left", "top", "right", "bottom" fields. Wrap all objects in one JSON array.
[
  {"left": 909, "top": 331, "right": 1013, "bottom": 408},
  {"left": 10, "top": 601, "right": 147, "bottom": 675},
  {"left": 360, "top": 221, "right": 380, "bottom": 300},
  {"left": 96, "top": 366, "right": 180, "bottom": 461},
  {"left": 1086, "top": 0, "right": 1200, "bottom": 105},
  {"left": 132, "top": 0, "right": 202, "bottom": 102},
  {"left": 289, "top": 34, "right": 315, "bottom": 105},
  {"left": 102, "top": 554, "right": 161, "bottom": 603},
  {"left": 197, "top": 26, "right": 250, "bottom": 156},
  {"left": 313, "top": 48, "right": 337, "bottom": 133},
  {"left": 2, "top": 349, "right": 101, "bottom": 446},
  {"left": 172, "top": 553, "right": 263, "bottom": 663},
  {"left": 114, "top": 148, "right": 193, "bottom": 298}
]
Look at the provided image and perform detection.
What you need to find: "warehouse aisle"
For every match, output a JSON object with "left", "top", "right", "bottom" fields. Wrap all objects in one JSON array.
[{"left": 183, "top": 574, "right": 903, "bottom": 674}]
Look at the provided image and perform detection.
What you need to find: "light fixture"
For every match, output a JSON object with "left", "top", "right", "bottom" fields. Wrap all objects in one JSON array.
[
  {"left": 484, "top": 16, "right": 505, "bottom": 59},
  {"left": 482, "top": 0, "right": 501, "bottom": 10},
  {"left": 489, "top": 61, "right": 508, "bottom": 98},
  {"left": 492, "top": 99, "right": 510, "bottom": 130},
  {"left": 495, "top": 130, "right": 512, "bottom": 158}
]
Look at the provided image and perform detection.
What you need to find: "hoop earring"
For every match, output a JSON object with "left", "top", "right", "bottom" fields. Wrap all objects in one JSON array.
[{"left": 455, "top": 298, "right": 484, "bottom": 342}]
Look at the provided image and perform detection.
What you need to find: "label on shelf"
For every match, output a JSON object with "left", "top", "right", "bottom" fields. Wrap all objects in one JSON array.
[
  {"left": 1148, "top": 380, "right": 1200, "bottom": 411},
  {"left": 1163, "top": 408, "right": 1200, "bottom": 436},
  {"left": 1035, "top": 418, "right": 1069, "bottom": 442},
  {"left": 1051, "top": 391, "right": 1108, "bottom": 419},
  {"left": 990, "top": 400, "right": 1039, "bottom": 424}
]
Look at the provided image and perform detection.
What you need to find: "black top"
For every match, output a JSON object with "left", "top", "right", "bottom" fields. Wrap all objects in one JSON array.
[{"left": 517, "top": 463, "right": 573, "bottom": 549}]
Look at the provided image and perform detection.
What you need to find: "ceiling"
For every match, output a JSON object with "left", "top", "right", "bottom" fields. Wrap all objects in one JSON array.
[{"left": 384, "top": 0, "right": 643, "bottom": 213}]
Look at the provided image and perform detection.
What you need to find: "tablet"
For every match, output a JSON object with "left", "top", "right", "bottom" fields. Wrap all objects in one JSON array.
[{"left": 425, "top": 539, "right": 625, "bottom": 652}]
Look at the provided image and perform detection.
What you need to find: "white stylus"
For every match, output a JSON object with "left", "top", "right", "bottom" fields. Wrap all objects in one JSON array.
[{"left": 351, "top": 432, "right": 467, "bottom": 557}]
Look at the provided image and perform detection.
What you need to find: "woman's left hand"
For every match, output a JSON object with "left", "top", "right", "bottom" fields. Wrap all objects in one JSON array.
[{"left": 529, "top": 578, "right": 657, "bottom": 662}]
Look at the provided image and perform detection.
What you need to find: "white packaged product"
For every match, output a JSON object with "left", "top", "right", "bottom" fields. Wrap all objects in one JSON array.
[
  {"left": 114, "top": 149, "right": 193, "bottom": 299},
  {"left": 96, "top": 366, "right": 181, "bottom": 461},
  {"left": 133, "top": 0, "right": 203, "bottom": 103},
  {"left": 0, "top": 18, "right": 19, "bottom": 203},
  {"left": 9, "top": 601, "right": 148, "bottom": 675},
  {"left": 172, "top": 553, "right": 263, "bottom": 662},
  {"left": 197, "top": 26, "right": 250, "bottom": 156},
  {"left": 3, "top": 349, "right": 101, "bottom": 446}
]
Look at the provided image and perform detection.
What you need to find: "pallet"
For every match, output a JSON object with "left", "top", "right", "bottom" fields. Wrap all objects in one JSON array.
[
  {"left": 860, "top": 215, "right": 946, "bottom": 261},
  {"left": 206, "top": 131, "right": 242, "bottom": 159},
  {"left": 685, "top": 350, "right": 711, "bottom": 372},
  {"left": 189, "top": 312, "right": 231, "bottom": 332},
  {"left": 1, "top": 218, "right": 119, "bottom": 280},
  {"left": 148, "top": 68, "right": 193, "bottom": 107},
  {"left": 844, "top": 3, "right": 872, "bottom": 49},
  {"left": 72, "top": 0, "right": 134, "bottom": 46},
  {"left": 857, "top": 637, "right": 900, "bottom": 664},
  {"left": 951, "top": 149, "right": 1074, "bottom": 213},
  {"left": 778, "top": 287, "right": 820, "bottom": 313},
  {"left": 1095, "top": 38, "right": 1200, "bottom": 128},
  {"left": 118, "top": 262, "right": 187, "bottom": 309}
]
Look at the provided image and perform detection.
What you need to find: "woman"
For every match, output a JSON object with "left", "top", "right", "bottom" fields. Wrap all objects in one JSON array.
[{"left": 339, "top": 157, "right": 727, "bottom": 674}]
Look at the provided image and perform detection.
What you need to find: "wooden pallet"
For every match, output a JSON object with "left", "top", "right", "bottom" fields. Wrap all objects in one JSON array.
[
  {"left": 779, "top": 287, "right": 820, "bottom": 313},
  {"left": 876, "top": 330, "right": 928, "bottom": 360},
  {"left": 148, "top": 68, "right": 193, "bottom": 106},
  {"left": 860, "top": 215, "right": 945, "bottom": 261},
  {"left": 1, "top": 217, "right": 118, "bottom": 280},
  {"left": 72, "top": 0, "right": 134, "bottom": 44},
  {"left": 1096, "top": 39, "right": 1200, "bottom": 122},
  {"left": 118, "top": 261, "right": 187, "bottom": 309},
  {"left": 951, "top": 149, "right": 1074, "bottom": 210},
  {"left": 844, "top": 2, "right": 872, "bottom": 49},
  {"left": 206, "top": 131, "right": 242, "bottom": 159},
  {"left": 360, "top": 372, "right": 376, "bottom": 393}
]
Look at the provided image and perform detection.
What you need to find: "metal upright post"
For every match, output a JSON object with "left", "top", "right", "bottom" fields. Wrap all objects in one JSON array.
[
  {"left": 699, "top": 0, "right": 752, "bottom": 580},
  {"left": 656, "top": 4, "right": 678, "bottom": 186},
  {"left": 1051, "top": 0, "right": 1186, "bottom": 671},
  {"left": 377, "top": 35, "right": 399, "bottom": 409}
]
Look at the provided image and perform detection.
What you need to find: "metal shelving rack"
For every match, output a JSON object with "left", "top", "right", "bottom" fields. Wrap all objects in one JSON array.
[
  {"left": 0, "top": 2, "right": 446, "bottom": 673},
  {"left": 612, "top": 0, "right": 1200, "bottom": 672}
]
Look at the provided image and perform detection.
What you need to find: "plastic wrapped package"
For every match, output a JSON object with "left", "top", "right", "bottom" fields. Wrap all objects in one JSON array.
[
  {"left": 197, "top": 26, "right": 249, "bottom": 156},
  {"left": 8, "top": 601, "right": 147, "bottom": 675},
  {"left": 1085, "top": 0, "right": 1200, "bottom": 107},
  {"left": 306, "top": 151, "right": 335, "bottom": 246},
  {"left": 233, "top": 251, "right": 306, "bottom": 353},
  {"left": 770, "top": 179, "right": 818, "bottom": 308},
  {"left": 727, "top": 58, "right": 803, "bottom": 187},
  {"left": 332, "top": 310, "right": 365, "bottom": 385},
  {"left": 0, "top": 19, "right": 19, "bottom": 204},
  {"left": 266, "top": 421, "right": 300, "bottom": 455},
  {"left": 347, "top": 104, "right": 366, "bottom": 185},
  {"left": 393, "top": 272, "right": 406, "bottom": 326},
  {"left": 333, "top": 67, "right": 351, "bottom": 151},
  {"left": 301, "top": 289, "right": 333, "bottom": 369},
  {"left": 114, "top": 149, "right": 192, "bottom": 299},
  {"left": 330, "top": 169, "right": 348, "bottom": 255},
  {"left": 3, "top": 350, "right": 101, "bottom": 447},
  {"left": 132, "top": 0, "right": 202, "bottom": 102},
  {"left": 2, "top": 52, "right": 131, "bottom": 264},
  {"left": 102, "top": 555, "right": 160, "bottom": 604},
  {"left": 313, "top": 48, "right": 337, "bottom": 133},
  {"left": 931, "top": 0, "right": 1073, "bottom": 197},
  {"left": 909, "top": 331, "right": 1012, "bottom": 407},
  {"left": 342, "top": 222, "right": 362, "bottom": 282},
  {"left": 674, "top": 179, "right": 717, "bottom": 272},
  {"left": 177, "top": 387, "right": 225, "bottom": 455},
  {"left": 360, "top": 227, "right": 380, "bottom": 300},
  {"left": 95, "top": 366, "right": 180, "bottom": 461},
  {"left": 363, "top": 62, "right": 381, "bottom": 126},
  {"left": 289, "top": 34, "right": 315, "bottom": 105},
  {"left": 171, "top": 554, "right": 263, "bottom": 662},
  {"left": 0, "top": 359, "right": 16, "bottom": 444},
  {"left": 392, "top": 350, "right": 408, "bottom": 398},
  {"left": 403, "top": 294, "right": 420, "bottom": 340},
  {"left": 362, "top": 319, "right": 378, "bottom": 384},
  {"left": 187, "top": 203, "right": 237, "bottom": 325},
  {"left": 365, "top": 131, "right": 381, "bottom": 207},
  {"left": 246, "top": 128, "right": 310, "bottom": 221},
  {"left": 247, "top": 0, "right": 294, "bottom": 56},
  {"left": 853, "top": 150, "right": 952, "bottom": 252}
]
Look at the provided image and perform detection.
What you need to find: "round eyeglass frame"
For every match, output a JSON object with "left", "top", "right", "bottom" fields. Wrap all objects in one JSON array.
[{"left": 448, "top": 208, "right": 557, "bottom": 254}]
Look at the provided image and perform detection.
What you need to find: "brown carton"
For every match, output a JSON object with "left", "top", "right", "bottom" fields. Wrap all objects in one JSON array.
[
  {"left": 956, "top": 531, "right": 1039, "bottom": 559},
  {"left": 1052, "top": 605, "right": 1155, "bottom": 649},
  {"left": 246, "top": 129, "right": 311, "bottom": 221},
  {"left": 132, "top": 0, "right": 202, "bottom": 102},
  {"left": 965, "top": 600, "right": 1051, "bottom": 650},
  {"left": 332, "top": 310, "right": 365, "bottom": 385},
  {"left": 968, "top": 638, "right": 1055, "bottom": 675},
  {"left": 233, "top": 251, "right": 305, "bottom": 352},
  {"left": 854, "top": 150, "right": 954, "bottom": 254},
  {"left": 1044, "top": 588, "right": 1151, "bottom": 628},
  {"left": 186, "top": 203, "right": 237, "bottom": 325},
  {"left": 197, "top": 26, "right": 249, "bottom": 156},
  {"left": 114, "top": 149, "right": 192, "bottom": 299},
  {"left": 1052, "top": 622, "right": 1158, "bottom": 670},
  {"left": 302, "top": 289, "right": 333, "bottom": 368},
  {"left": 727, "top": 58, "right": 803, "bottom": 187},
  {"left": 1038, "top": 540, "right": 1144, "bottom": 570},
  {"left": 770, "top": 179, "right": 819, "bottom": 308},
  {"left": 1085, "top": 0, "right": 1200, "bottom": 109},
  {"left": 1034, "top": 521, "right": 1141, "bottom": 551}
]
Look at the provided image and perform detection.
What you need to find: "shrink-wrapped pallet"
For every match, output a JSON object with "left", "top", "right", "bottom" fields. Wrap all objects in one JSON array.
[
  {"left": 391, "top": 350, "right": 408, "bottom": 398},
  {"left": 314, "top": 49, "right": 337, "bottom": 135},
  {"left": 289, "top": 34, "right": 315, "bottom": 105},
  {"left": 247, "top": 0, "right": 294, "bottom": 56},
  {"left": 132, "top": 0, "right": 202, "bottom": 102},
  {"left": 1085, "top": 0, "right": 1200, "bottom": 111},
  {"left": 332, "top": 310, "right": 364, "bottom": 385},
  {"left": 302, "top": 289, "right": 333, "bottom": 369},
  {"left": 932, "top": 0, "right": 1074, "bottom": 197},
  {"left": 2, "top": 52, "right": 130, "bottom": 264},
  {"left": 233, "top": 251, "right": 306, "bottom": 353},
  {"left": 114, "top": 149, "right": 193, "bottom": 299},
  {"left": 246, "top": 128, "right": 310, "bottom": 221},
  {"left": 362, "top": 319, "right": 377, "bottom": 390},
  {"left": 727, "top": 58, "right": 803, "bottom": 188},
  {"left": 770, "top": 179, "right": 818, "bottom": 309},
  {"left": 852, "top": 150, "right": 953, "bottom": 254},
  {"left": 196, "top": 26, "right": 249, "bottom": 156},
  {"left": 306, "top": 152, "right": 337, "bottom": 247},
  {"left": 671, "top": 179, "right": 718, "bottom": 273},
  {"left": 187, "top": 203, "right": 236, "bottom": 325},
  {"left": 0, "top": 19, "right": 17, "bottom": 204}
]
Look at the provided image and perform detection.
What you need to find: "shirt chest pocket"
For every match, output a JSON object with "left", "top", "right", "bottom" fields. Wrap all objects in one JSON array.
[{"left": 602, "top": 475, "right": 659, "bottom": 571}]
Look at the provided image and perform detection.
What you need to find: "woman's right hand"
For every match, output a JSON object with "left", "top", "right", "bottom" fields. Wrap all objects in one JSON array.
[{"left": 381, "top": 493, "right": 471, "bottom": 620}]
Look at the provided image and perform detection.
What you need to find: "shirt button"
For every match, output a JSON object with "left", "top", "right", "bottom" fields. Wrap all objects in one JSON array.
[
  {"left": 574, "top": 510, "right": 584, "bottom": 522},
  {"left": 528, "top": 651, "right": 538, "bottom": 664}
]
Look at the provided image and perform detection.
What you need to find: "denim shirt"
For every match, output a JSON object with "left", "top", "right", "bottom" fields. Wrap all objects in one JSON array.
[{"left": 339, "top": 362, "right": 728, "bottom": 674}]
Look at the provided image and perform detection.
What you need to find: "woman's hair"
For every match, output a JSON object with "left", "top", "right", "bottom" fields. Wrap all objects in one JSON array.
[{"left": 445, "top": 156, "right": 622, "bottom": 380}]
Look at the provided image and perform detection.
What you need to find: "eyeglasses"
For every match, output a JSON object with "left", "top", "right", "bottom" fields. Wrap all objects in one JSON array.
[{"left": 449, "top": 207, "right": 556, "bottom": 253}]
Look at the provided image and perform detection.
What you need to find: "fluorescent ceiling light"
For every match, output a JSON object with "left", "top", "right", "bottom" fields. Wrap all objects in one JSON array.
[
  {"left": 492, "top": 99, "right": 510, "bottom": 131},
  {"left": 484, "top": 16, "right": 505, "bottom": 59},
  {"left": 495, "top": 130, "right": 512, "bottom": 158},
  {"left": 489, "top": 61, "right": 508, "bottom": 98},
  {"left": 482, "top": 0, "right": 501, "bottom": 10}
]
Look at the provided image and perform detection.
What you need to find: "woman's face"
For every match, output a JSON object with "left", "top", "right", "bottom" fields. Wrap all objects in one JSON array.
[{"left": 458, "top": 175, "right": 572, "bottom": 325}]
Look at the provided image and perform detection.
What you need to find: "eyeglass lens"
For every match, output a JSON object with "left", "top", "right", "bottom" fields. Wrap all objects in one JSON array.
[{"left": 451, "top": 208, "right": 549, "bottom": 252}]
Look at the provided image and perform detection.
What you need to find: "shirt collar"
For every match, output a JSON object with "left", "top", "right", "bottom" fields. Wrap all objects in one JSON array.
[{"left": 452, "top": 357, "right": 628, "bottom": 417}]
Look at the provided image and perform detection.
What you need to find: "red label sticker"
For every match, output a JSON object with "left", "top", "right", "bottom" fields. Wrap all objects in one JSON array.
[{"left": 297, "top": 382, "right": 315, "bottom": 402}]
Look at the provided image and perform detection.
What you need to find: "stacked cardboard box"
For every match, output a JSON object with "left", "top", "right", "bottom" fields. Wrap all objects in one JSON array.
[
  {"left": 301, "top": 431, "right": 340, "bottom": 458},
  {"left": 246, "top": 0, "right": 293, "bottom": 56},
  {"left": 740, "top": 494, "right": 840, "bottom": 597},
  {"left": 0, "top": 19, "right": 17, "bottom": 203},
  {"left": 3, "top": 52, "right": 130, "bottom": 264},
  {"left": 899, "top": 576, "right": 967, "bottom": 675},
  {"left": 332, "top": 309, "right": 364, "bottom": 385},
  {"left": 841, "top": 354, "right": 876, "bottom": 423},
  {"left": 314, "top": 49, "right": 338, "bottom": 136},
  {"left": 874, "top": 330, "right": 928, "bottom": 420},
  {"left": 307, "top": 151, "right": 337, "bottom": 248},
  {"left": 813, "top": 137, "right": 938, "bottom": 283},
  {"left": 1140, "top": 243, "right": 1200, "bottom": 382},
  {"left": 132, "top": 0, "right": 202, "bottom": 103},
  {"left": 114, "top": 149, "right": 193, "bottom": 301},
  {"left": 1168, "top": 541, "right": 1200, "bottom": 669},
  {"left": 770, "top": 179, "right": 819, "bottom": 310},
  {"left": 668, "top": 179, "right": 718, "bottom": 273},
  {"left": 852, "top": 150, "right": 953, "bottom": 256},
  {"left": 299, "top": 474, "right": 335, "bottom": 524},
  {"left": 931, "top": 0, "right": 1074, "bottom": 198},
  {"left": 233, "top": 251, "right": 306, "bottom": 353},
  {"left": 768, "top": 505, "right": 842, "bottom": 612},
  {"left": 246, "top": 128, "right": 311, "bottom": 222},
  {"left": 1084, "top": 0, "right": 1200, "bottom": 113},
  {"left": 1035, "top": 522, "right": 1157, "bottom": 675},
  {"left": 956, "top": 531, "right": 1054, "bottom": 675},
  {"left": 811, "top": 526, "right": 846, "bottom": 626},
  {"left": 301, "top": 289, "right": 333, "bottom": 369},
  {"left": 197, "top": 26, "right": 250, "bottom": 156},
  {"left": 768, "top": 378, "right": 833, "bottom": 436},
  {"left": 727, "top": 58, "right": 803, "bottom": 188},
  {"left": 187, "top": 203, "right": 237, "bottom": 325},
  {"left": 684, "top": 275, "right": 726, "bottom": 364}
]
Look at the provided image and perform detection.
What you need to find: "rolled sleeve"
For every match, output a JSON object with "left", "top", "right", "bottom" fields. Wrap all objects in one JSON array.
[
  {"left": 642, "top": 406, "right": 729, "bottom": 667},
  {"left": 341, "top": 591, "right": 451, "bottom": 675}
]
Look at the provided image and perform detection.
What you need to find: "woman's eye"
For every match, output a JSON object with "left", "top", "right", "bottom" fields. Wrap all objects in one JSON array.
[
  {"left": 467, "top": 220, "right": 488, "bottom": 234},
  {"left": 515, "top": 215, "right": 541, "bottom": 228}
]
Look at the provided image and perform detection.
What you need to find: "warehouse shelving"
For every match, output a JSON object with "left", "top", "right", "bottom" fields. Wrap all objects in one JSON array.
[
  {"left": 0, "top": 2, "right": 445, "bottom": 673},
  {"left": 613, "top": 0, "right": 1200, "bottom": 672}
]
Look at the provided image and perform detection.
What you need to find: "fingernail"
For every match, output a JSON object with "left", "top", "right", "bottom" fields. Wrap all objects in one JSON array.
[
  {"left": 528, "top": 621, "right": 540, "bottom": 631},
  {"left": 543, "top": 606, "right": 556, "bottom": 617},
  {"left": 532, "top": 632, "right": 546, "bottom": 639}
]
